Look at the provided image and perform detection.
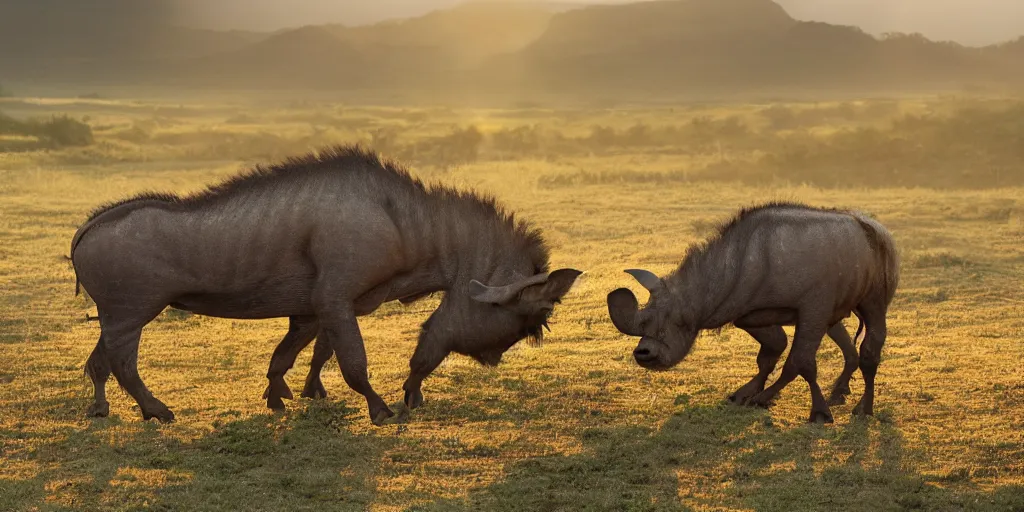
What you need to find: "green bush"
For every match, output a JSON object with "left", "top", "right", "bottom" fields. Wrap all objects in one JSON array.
[
  {"left": 0, "top": 111, "right": 94, "bottom": 148},
  {"left": 31, "top": 115, "right": 95, "bottom": 147}
]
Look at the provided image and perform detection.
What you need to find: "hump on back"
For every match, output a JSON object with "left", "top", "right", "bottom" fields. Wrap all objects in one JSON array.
[
  {"left": 70, "top": 145, "right": 583, "bottom": 426},
  {"left": 606, "top": 201, "right": 899, "bottom": 425}
]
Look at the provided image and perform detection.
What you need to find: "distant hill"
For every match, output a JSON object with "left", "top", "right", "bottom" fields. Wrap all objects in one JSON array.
[
  {"left": 0, "top": 4, "right": 262, "bottom": 66},
  {"left": 164, "top": 2, "right": 556, "bottom": 89},
  {"left": 332, "top": 2, "right": 554, "bottom": 68},
  {"left": 528, "top": 0, "right": 796, "bottom": 52},
  {"left": 0, "top": 5, "right": 264, "bottom": 84},
  {"left": 490, "top": 0, "right": 1024, "bottom": 95},
  {"left": 176, "top": 26, "right": 368, "bottom": 88},
  {"left": 2, "top": 0, "right": 1023, "bottom": 99},
  {"left": 993, "top": 36, "right": 1024, "bottom": 58}
]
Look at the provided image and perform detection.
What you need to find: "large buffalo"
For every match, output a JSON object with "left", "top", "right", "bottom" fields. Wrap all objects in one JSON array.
[
  {"left": 71, "top": 145, "right": 582, "bottom": 425},
  {"left": 607, "top": 202, "right": 899, "bottom": 423}
]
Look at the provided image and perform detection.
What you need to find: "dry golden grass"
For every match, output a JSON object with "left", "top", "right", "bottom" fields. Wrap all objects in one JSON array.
[{"left": 1, "top": 97, "right": 1023, "bottom": 511}]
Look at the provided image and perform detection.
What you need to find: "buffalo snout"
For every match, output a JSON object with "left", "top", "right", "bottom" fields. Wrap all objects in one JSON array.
[{"left": 633, "top": 337, "right": 662, "bottom": 367}]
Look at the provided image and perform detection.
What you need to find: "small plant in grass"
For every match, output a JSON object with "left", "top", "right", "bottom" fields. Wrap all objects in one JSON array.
[{"left": 162, "top": 308, "right": 194, "bottom": 322}]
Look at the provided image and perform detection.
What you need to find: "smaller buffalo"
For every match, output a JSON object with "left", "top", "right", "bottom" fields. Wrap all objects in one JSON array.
[{"left": 607, "top": 202, "right": 899, "bottom": 423}]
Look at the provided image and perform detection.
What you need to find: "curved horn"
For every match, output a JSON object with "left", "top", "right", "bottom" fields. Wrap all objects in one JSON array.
[
  {"left": 624, "top": 269, "right": 662, "bottom": 292},
  {"left": 469, "top": 272, "right": 550, "bottom": 304}
]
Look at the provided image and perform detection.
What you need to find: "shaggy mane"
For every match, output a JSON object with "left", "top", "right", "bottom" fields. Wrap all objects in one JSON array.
[
  {"left": 82, "top": 144, "right": 548, "bottom": 268},
  {"left": 86, "top": 145, "right": 416, "bottom": 221}
]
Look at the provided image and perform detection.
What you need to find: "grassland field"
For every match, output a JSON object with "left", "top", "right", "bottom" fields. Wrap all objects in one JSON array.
[{"left": 0, "top": 94, "right": 1022, "bottom": 511}]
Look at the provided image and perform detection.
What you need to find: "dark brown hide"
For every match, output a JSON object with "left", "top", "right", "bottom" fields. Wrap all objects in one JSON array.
[{"left": 71, "top": 145, "right": 582, "bottom": 425}]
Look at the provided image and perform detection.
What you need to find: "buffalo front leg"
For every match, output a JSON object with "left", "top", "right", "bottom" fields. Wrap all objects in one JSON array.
[
  {"left": 750, "top": 312, "right": 832, "bottom": 423},
  {"left": 729, "top": 326, "right": 787, "bottom": 406},
  {"left": 263, "top": 315, "right": 319, "bottom": 410},
  {"left": 317, "top": 309, "right": 393, "bottom": 426},
  {"left": 402, "top": 330, "right": 450, "bottom": 410},
  {"left": 301, "top": 336, "right": 334, "bottom": 399},
  {"left": 826, "top": 321, "right": 859, "bottom": 405}
]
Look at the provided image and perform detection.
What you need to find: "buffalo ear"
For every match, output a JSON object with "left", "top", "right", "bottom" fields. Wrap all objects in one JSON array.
[
  {"left": 607, "top": 288, "right": 642, "bottom": 336},
  {"left": 523, "top": 268, "right": 583, "bottom": 303},
  {"left": 507, "top": 268, "right": 583, "bottom": 317}
]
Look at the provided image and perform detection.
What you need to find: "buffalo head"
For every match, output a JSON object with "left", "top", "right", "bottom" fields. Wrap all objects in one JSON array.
[
  {"left": 607, "top": 269, "right": 697, "bottom": 371},
  {"left": 429, "top": 268, "right": 583, "bottom": 366}
]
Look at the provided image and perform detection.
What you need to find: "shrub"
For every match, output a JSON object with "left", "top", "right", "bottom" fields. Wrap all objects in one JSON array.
[
  {"left": 32, "top": 115, "right": 95, "bottom": 147},
  {"left": 433, "top": 125, "right": 484, "bottom": 167},
  {"left": 113, "top": 124, "right": 152, "bottom": 144},
  {"left": 0, "top": 110, "right": 27, "bottom": 133},
  {"left": 0, "top": 111, "right": 94, "bottom": 148},
  {"left": 760, "top": 105, "right": 799, "bottom": 130},
  {"left": 491, "top": 125, "right": 545, "bottom": 156},
  {"left": 758, "top": 102, "right": 1024, "bottom": 188}
]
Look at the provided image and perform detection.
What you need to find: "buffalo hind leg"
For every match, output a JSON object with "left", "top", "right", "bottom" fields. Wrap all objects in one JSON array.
[
  {"left": 826, "top": 322, "right": 859, "bottom": 405},
  {"left": 853, "top": 304, "right": 888, "bottom": 417},
  {"left": 85, "top": 334, "right": 111, "bottom": 418},
  {"left": 729, "top": 326, "right": 787, "bottom": 406},
  {"left": 101, "top": 310, "right": 173, "bottom": 423},
  {"left": 317, "top": 306, "right": 393, "bottom": 426},
  {"left": 301, "top": 336, "right": 334, "bottom": 399},
  {"left": 263, "top": 315, "right": 319, "bottom": 410}
]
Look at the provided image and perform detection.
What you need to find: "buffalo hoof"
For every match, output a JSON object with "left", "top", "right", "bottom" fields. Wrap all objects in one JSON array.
[
  {"left": 301, "top": 380, "right": 328, "bottom": 400},
  {"left": 747, "top": 391, "right": 777, "bottom": 409},
  {"left": 86, "top": 401, "right": 109, "bottom": 418},
  {"left": 371, "top": 407, "right": 395, "bottom": 426},
  {"left": 404, "top": 389, "right": 424, "bottom": 410},
  {"left": 852, "top": 400, "right": 873, "bottom": 417},
  {"left": 827, "top": 395, "right": 847, "bottom": 406},
  {"left": 262, "top": 382, "right": 294, "bottom": 400},
  {"left": 264, "top": 381, "right": 294, "bottom": 410},
  {"left": 728, "top": 383, "right": 764, "bottom": 406},
  {"left": 267, "top": 396, "right": 286, "bottom": 411},
  {"left": 827, "top": 385, "right": 852, "bottom": 406},
  {"left": 809, "top": 409, "right": 834, "bottom": 424},
  {"left": 142, "top": 406, "right": 175, "bottom": 424}
]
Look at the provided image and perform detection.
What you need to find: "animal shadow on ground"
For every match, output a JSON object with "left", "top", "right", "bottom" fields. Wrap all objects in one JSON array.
[
  {"left": 0, "top": 399, "right": 390, "bottom": 512},
  {"left": 413, "top": 404, "right": 1024, "bottom": 511}
]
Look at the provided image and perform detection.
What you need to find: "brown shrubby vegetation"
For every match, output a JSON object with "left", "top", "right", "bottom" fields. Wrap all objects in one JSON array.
[
  {"left": 4, "top": 94, "right": 999, "bottom": 173},
  {"left": 0, "top": 111, "right": 94, "bottom": 149},
  {"left": 2, "top": 97, "right": 1021, "bottom": 188}
]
